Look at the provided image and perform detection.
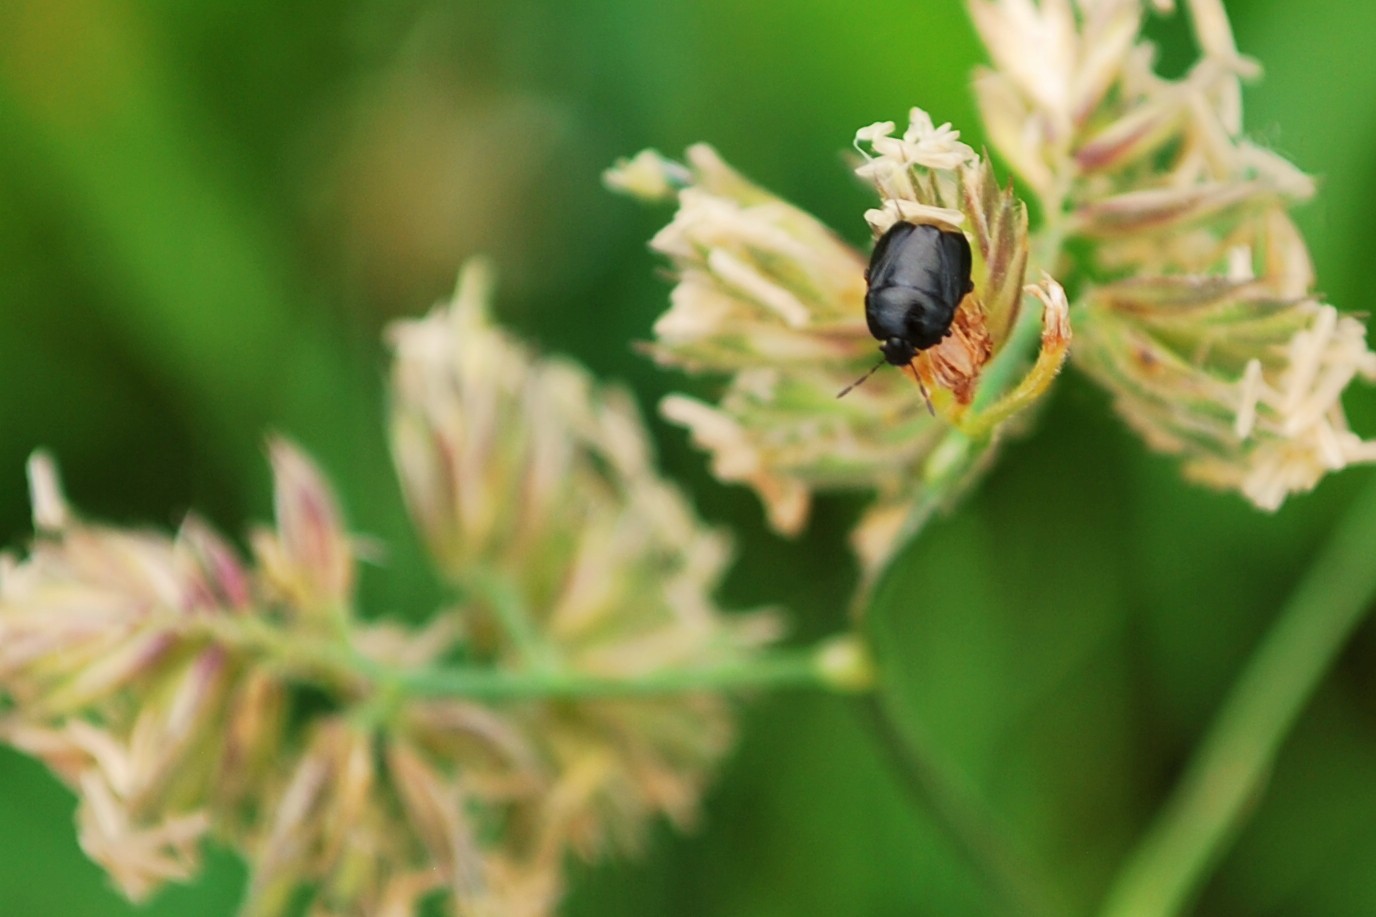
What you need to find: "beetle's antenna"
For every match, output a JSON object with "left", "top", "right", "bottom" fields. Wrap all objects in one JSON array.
[{"left": 836, "top": 358, "right": 886, "bottom": 398}]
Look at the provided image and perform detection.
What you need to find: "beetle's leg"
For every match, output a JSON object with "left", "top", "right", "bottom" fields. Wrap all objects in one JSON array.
[{"left": 900, "top": 360, "right": 937, "bottom": 416}]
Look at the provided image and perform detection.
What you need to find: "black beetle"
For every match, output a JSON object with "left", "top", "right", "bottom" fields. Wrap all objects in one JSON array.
[{"left": 838, "top": 221, "right": 973, "bottom": 399}]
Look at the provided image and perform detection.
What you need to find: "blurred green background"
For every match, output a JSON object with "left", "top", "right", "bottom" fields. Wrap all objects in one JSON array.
[{"left": 2, "top": 0, "right": 1375, "bottom": 914}]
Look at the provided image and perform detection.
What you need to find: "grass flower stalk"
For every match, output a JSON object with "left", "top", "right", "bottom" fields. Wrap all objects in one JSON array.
[{"left": 1099, "top": 473, "right": 1376, "bottom": 917}]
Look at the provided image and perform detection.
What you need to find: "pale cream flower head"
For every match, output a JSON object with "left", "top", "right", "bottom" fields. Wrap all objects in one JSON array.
[
  {"left": 0, "top": 262, "right": 778, "bottom": 916},
  {"left": 967, "top": 0, "right": 1376, "bottom": 509},
  {"left": 854, "top": 108, "right": 979, "bottom": 226},
  {"left": 610, "top": 0, "right": 1374, "bottom": 587},
  {"left": 608, "top": 111, "right": 1068, "bottom": 574},
  {"left": 387, "top": 259, "right": 776, "bottom": 652},
  {"left": 385, "top": 260, "right": 782, "bottom": 886}
]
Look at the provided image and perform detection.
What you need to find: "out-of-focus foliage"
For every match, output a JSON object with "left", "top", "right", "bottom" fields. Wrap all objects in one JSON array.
[{"left": 0, "top": 1, "right": 1373, "bottom": 915}]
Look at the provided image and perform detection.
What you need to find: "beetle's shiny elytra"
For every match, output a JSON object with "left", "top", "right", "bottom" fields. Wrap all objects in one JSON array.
[
  {"left": 864, "top": 221, "right": 973, "bottom": 366},
  {"left": 835, "top": 220, "right": 975, "bottom": 400}
]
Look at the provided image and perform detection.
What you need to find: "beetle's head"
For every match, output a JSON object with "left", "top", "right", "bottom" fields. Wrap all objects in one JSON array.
[{"left": 879, "top": 337, "right": 917, "bottom": 366}]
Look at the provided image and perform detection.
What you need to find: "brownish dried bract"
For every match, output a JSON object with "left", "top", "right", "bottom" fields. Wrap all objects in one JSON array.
[
  {"left": 909, "top": 294, "right": 994, "bottom": 406},
  {"left": 959, "top": 159, "right": 1029, "bottom": 349}
]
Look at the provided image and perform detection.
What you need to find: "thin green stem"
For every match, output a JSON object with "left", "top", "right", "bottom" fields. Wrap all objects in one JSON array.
[
  {"left": 460, "top": 568, "right": 556, "bottom": 670},
  {"left": 243, "top": 622, "right": 838, "bottom": 704},
  {"left": 969, "top": 298, "right": 1048, "bottom": 418},
  {"left": 856, "top": 693, "right": 1064, "bottom": 917},
  {"left": 369, "top": 647, "right": 834, "bottom": 700},
  {"left": 1099, "top": 473, "right": 1376, "bottom": 917},
  {"left": 848, "top": 221, "right": 1061, "bottom": 613},
  {"left": 195, "top": 613, "right": 839, "bottom": 701},
  {"left": 848, "top": 199, "right": 1080, "bottom": 915}
]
